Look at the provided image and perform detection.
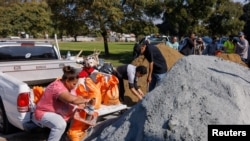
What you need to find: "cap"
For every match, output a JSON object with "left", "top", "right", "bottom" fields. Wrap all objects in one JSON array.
[{"left": 238, "top": 32, "right": 244, "bottom": 36}]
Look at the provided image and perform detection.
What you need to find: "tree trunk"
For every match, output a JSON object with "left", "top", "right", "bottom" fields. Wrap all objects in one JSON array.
[
  {"left": 102, "top": 31, "right": 110, "bottom": 56},
  {"left": 74, "top": 35, "right": 77, "bottom": 42}
]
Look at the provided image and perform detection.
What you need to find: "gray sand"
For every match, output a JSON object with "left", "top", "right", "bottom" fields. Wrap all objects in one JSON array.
[{"left": 87, "top": 55, "right": 250, "bottom": 141}]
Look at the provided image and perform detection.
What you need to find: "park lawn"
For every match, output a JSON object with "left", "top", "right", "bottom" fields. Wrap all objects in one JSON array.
[{"left": 58, "top": 41, "right": 136, "bottom": 67}]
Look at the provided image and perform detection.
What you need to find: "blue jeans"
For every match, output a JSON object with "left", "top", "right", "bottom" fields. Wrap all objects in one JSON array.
[
  {"left": 149, "top": 72, "right": 167, "bottom": 92},
  {"left": 32, "top": 112, "right": 67, "bottom": 141}
]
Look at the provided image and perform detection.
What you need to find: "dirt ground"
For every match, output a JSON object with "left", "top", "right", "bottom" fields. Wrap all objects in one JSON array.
[
  {"left": 216, "top": 53, "right": 248, "bottom": 67},
  {"left": 123, "top": 43, "right": 248, "bottom": 106}
]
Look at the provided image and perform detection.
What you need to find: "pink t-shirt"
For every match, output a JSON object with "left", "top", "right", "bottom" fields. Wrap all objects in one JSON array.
[{"left": 34, "top": 80, "right": 75, "bottom": 121}]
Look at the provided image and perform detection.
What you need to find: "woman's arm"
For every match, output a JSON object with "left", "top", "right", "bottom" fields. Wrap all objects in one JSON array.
[{"left": 58, "top": 92, "right": 89, "bottom": 105}]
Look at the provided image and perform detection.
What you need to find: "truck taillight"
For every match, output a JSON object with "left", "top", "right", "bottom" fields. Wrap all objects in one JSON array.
[
  {"left": 17, "top": 92, "right": 30, "bottom": 112},
  {"left": 21, "top": 43, "right": 34, "bottom": 46}
]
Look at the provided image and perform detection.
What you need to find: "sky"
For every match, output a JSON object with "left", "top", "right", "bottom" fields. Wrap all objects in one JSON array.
[{"left": 233, "top": 0, "right": 247, "bottom": 4}]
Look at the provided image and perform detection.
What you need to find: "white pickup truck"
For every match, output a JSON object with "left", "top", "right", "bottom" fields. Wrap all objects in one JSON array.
[{"left": 0, "top": 40, "right": 127, "bottom": 134}]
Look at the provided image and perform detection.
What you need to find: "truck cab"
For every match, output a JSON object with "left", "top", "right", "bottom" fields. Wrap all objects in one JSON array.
[{"left": 0, "top": 41, "right": 60, "bottom": 61}]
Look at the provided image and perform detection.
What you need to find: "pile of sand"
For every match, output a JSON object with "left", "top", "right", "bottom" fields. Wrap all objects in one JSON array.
[
  {"left": 89, "top": 55, "right": 250, "bottom": 141},
  {"left": 123, "top": 44, "right": 248, "bottom": 106},
  {"left": 216, "top": 53, "right": 248, "bottom": 67}
]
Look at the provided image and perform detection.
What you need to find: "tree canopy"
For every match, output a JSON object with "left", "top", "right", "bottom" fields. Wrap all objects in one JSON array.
[
  {"left": 0, "top": 1, "right": 52, "bottom": 38},
  {"left": 0, "top": 0, "right": 249, "bottom": 55}
]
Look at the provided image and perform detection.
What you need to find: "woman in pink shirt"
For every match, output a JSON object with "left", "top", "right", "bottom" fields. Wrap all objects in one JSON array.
[{"left": 32, "top": 66, "right": 88, "bottom": 141}]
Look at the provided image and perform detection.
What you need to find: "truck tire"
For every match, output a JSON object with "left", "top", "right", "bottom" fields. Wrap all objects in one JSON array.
[{"left": 0, "top": 97, "right": 16, "bottom": 134}]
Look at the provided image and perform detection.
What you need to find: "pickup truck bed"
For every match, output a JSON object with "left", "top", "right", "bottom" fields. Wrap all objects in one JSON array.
[
  {"left": 0, "top": 60, "right": 82, "bottom": 86},
  {"left": 0, "top": 40, "right": 128, "bottom": 135},
  {"left": 96, "top": 104, "right": 127, "bottom": 116}
]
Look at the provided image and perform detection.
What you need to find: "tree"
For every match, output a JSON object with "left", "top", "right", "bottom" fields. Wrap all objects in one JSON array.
[
  {"left": 0, "top": 6, "right": 12, "bottom": 37},
  {"left": 156, "top": 0, "right": 217, "bottom": 37},
  {"left": 241, "top": 2, "right": 250, "bottom": 41},
  {"left": 81, "top": 0, "right": 124, "bottom": 56},
  {"left": 46, "top": 0, "right": 163, "bottom": 56},
  {"left": 0, "top": 1, "right": 53, "bottom": 38},
  {"left": 120, "top": 0, "right": 159, "bottom": 39},
  {"left": 48, "top": 0, "right": 125, "bottom": 56},
  {"left": 46, "top": 0, "right": 90, "bottom": 41},
  {"left": 208, "top": 0, "right": 244, "bottom": 36}
]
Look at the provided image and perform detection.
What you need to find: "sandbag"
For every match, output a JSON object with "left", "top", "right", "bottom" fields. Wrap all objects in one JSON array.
[
  {"left": 95, "top": 73, "right": 109, "bottom": 100},
  {"left": 102, "top": 75, "right": 120, "bottom": 105},
  {"left": 33, "top": 86, "right": 44, "bottom": 104},
  {"left": 85, "top": 77, "right": 102, "bottom": 109},
  {"left": 67, "top": 109, "right": 98, "bottom": 141},
  {"left": 68, "top": 83, "right": 99, "bottom": 141}
]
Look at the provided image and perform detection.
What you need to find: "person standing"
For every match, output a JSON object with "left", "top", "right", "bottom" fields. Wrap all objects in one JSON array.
[
  {"left": 194, "top": 37, "right": 205, "bottom": 55},
  {"left": 139, "top": 40, "right": 168, "bottom": 92},
  {"left": 115, "top": 64, "right": 147, "bottom": 101},
  {"left": 223, "top": 35, "right": 235, "bottom": 53},
  {"left": 179, "top": 32, "right": 196, "bottom": 55},
  {"left": 166, "top": 36, "right": 179, "bottom": 50},
  {"left": 235, "top": 32, "right": 249, "bottom": 62},
  {"left": 32, "top": 66, "right": 88, "bottom": 141},
  {"left": 203, "top": 36, "right": 218, "bottom": 56}
]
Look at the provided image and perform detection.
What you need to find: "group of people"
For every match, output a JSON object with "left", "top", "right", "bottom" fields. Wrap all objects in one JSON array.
[
  {"left": 31, "top": 31, "right": 250, "bottom": 140},
  {"left": 33, "top": 31, "right": 250, "bottom": 140},
  {"left": 32, "top": 39, "right": 168, "bottom": 141},
  {"left": 167, "top": 33, "right": 205, "bottom": 55},
  {"left": 177, "top": 32, "right": 249, "bottom": 64}
]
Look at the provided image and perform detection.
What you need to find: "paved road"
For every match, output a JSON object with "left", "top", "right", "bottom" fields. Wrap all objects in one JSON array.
[{"left": 0, "top": 130, "right": 49, "bottom": 141}]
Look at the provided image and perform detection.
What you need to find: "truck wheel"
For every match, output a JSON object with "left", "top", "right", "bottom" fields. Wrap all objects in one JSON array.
[{"left": 0, "top": 98, "right": 16, "bottom": 134}]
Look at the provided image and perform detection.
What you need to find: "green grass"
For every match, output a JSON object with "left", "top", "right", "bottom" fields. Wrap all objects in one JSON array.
[{"left": 58, "top": 41, "right": 136, "bottom": 67}]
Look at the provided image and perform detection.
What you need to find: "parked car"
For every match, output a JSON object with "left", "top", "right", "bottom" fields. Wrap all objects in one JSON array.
[{"left": 138, "top": 35, "right": 169, "bottom": 45}]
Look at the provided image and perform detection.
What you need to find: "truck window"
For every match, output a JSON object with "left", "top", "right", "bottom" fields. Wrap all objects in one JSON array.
[{"left": 0, "top": 46, "right": 58, "bottom": 61}]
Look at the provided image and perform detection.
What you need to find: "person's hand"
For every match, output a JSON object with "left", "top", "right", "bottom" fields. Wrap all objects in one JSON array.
[
  {"left": 77, "top": 96, "right": 91, "bottom": 107},
  {"left": 138, "top": 95, "right": 143, "bottom": 100},
  {"left": 81, "top": 96, "right": 91, "bottom": 103},
  {"left": 77, "top": 103, "right": 86, "bottom": 109},
  {"left": 138, "top": 91, "right": 144, "bottom": 97},
  {"left": 147, "top": 76, "right": 152, "bottom": 83},
  {"left": 89, "top": 98, "right": 96, "bottom": 106},
  {"left": 140, "top": 93, "right": 144, "bottom": 97}
]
